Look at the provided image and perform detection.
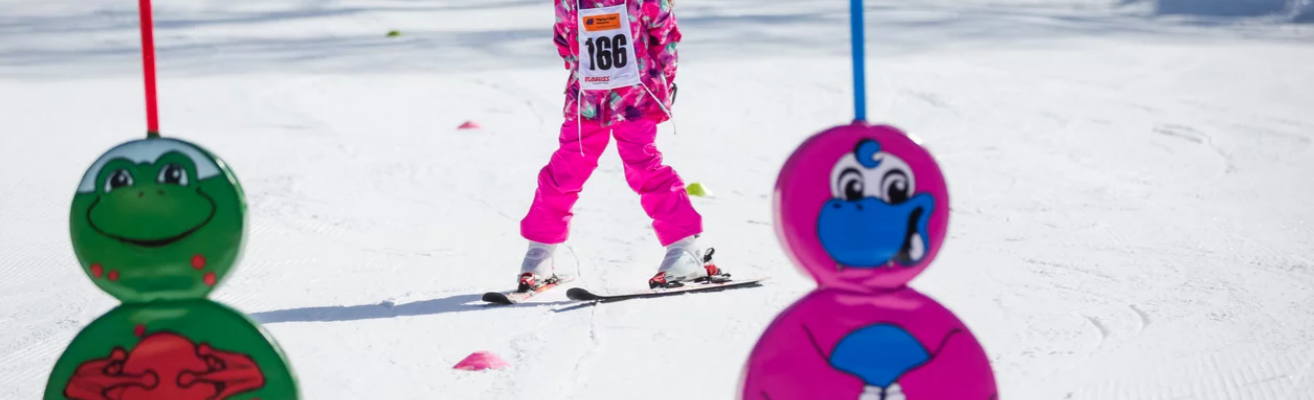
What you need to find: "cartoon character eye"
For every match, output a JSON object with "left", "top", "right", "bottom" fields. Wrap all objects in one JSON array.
[
  {"left": 157, "top": 164, "right": 188, "bottom": 186},
  {"left": 104, "top": 169, "right": 133, "bottom": 192},
  {"left": 837, "top": 168, "right": 865, "bottom": 201},
  {"left": 881, "top": 169, "right": 911, "bottom": 204}
]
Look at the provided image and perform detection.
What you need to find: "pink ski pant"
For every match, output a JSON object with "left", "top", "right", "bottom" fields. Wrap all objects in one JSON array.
[{"left": 521, "top": 119, "right": 702, "bottom": 247}]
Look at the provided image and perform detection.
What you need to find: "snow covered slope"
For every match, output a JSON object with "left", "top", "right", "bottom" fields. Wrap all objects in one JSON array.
[{"left": 2, "top": 0, "right": 1313, "bottom": 399}]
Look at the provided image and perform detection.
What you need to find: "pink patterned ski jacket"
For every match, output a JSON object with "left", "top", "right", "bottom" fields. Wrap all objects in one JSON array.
[{"left": 554, "top": 0, "right": 681, "bottom": 126}]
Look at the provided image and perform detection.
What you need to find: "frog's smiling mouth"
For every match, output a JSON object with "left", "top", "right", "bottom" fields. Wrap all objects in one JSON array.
[
  {"left": 86, "top": 189, "right": 217, "bottom": 248},
  {"left": 111, "top": 223, "right": 208, "bottom": 248}
]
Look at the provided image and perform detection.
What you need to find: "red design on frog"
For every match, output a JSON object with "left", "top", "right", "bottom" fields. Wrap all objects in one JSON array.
[{"left": 64, "top": 332, "right": 265, "bottom": 400}]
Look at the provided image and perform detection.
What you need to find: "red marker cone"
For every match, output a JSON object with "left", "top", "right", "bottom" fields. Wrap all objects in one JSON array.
[
  {"left": 458, "top": 121, "right": 480, "bottom": 130},
  {"left": 453, "top": 351, "right": 510, "bottom": 371}
]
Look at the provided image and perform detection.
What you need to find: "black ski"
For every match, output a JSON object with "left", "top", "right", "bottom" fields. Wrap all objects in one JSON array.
[
  {"left": 482, "top": 275, "right": 576, "bottom": 305},
  {"left": 566, "top": 276, "right": 767, "bottom": 303}
]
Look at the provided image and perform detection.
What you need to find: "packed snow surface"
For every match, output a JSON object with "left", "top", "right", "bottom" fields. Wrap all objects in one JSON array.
[{"left": 2, "top": 0, "right": 1313, "bottom": 399}]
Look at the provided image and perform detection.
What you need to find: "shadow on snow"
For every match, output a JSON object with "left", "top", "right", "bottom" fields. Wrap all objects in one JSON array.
[{"left": 249, "top": 293, "right": 581, "bottom": 324}]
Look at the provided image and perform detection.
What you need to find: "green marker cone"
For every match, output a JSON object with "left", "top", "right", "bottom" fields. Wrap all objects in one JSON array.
[
  {"left": 45, "top": 137, "right": 298, "bottom": 400},
  {"left": 687, "top": 182, "right": 711, "bottom": 197}
]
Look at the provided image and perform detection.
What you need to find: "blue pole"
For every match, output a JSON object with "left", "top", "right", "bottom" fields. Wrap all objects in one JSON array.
[{"left": 849, "top": 0, "right": 867, "bottom": 122}]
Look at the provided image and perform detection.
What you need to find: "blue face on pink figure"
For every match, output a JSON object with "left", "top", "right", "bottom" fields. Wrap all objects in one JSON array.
[
  {"left": 742, "top": 124, "right": 997, "bottom": 400},
  {"left": 818, "top": 139, "right": 936, "bottom": 268}
]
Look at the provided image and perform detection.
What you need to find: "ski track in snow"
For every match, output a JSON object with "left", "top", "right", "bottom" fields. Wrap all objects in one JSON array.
[{"left": 2, "top": 0, "right": 1314, "bottom": 399}]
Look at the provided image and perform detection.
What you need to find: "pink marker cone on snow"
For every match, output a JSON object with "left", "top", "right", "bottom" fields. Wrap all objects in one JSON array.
[
  {"left": 457, "top": 120, "right": 480, "bottom": 130},
  {"left": 453, "top": 351, "right": 510, "bottom": 371}
]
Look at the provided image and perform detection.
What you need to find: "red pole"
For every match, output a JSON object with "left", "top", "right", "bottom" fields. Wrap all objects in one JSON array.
[{"left": 138, "top": 0, "right": 160, "bottom": 138}]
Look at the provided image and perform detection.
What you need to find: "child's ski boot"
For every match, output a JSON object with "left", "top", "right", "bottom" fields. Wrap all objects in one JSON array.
[
  {"left": 518, "top": 241, "right": 563, "bottom": 293},
  {"left": 648, "top": 235, "right": 730, "bottom": 289},
  {"left": 482, "top": 240, "right": 576, "bottom": 305}
]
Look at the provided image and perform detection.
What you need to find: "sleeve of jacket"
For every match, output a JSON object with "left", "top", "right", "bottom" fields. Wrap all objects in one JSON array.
[
  {"left": 554, "top": 1, "right": 576, "bottom": 70},
  {"left": 645, "top": 0, "right": 681, "bottom": 85}
]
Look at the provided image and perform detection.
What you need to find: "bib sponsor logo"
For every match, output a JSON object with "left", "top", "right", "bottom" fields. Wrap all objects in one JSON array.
[
  {"left": 585, "top": 76, "right": 610, "bottom": 83},
  {"left": 583, "top": 13, "right": 621, "bottom": 31}
]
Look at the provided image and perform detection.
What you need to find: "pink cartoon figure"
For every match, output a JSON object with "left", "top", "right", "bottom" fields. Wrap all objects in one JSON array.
[{"left": 739, "top": 123, "right": 998, "bottom": 400}]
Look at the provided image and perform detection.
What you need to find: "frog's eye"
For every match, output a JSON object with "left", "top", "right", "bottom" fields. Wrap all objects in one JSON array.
[
  {"left": 157, "top": 163, "right": 189, "bottom": 186},
  {"left": 105, "top": 169, "right": 134, "bottom": 193}
]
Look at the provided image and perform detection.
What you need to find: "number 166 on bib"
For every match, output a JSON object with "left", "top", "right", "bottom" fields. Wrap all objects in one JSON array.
[{"left": 578, "top": 5, "right": 641, "bottom": 90}]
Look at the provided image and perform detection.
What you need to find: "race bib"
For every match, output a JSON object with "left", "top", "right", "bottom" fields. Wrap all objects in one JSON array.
[{"left": 577, "top": 4, "right": 641, "bottom": 90}]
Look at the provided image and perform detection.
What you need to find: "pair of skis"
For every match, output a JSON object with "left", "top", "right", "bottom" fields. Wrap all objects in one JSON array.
[
  {"left": 480, "top": 274, "right": 767, "bottom": 305},
  {"left": 480, "top": 248, "right": 766, "bottom": 305}
]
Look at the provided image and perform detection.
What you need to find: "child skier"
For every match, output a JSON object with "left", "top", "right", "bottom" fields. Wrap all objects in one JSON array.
[{"left": 516, "top": 0, "right": 720, "bottom": 291}]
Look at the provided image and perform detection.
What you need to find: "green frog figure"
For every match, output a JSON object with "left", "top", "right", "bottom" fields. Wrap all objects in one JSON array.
[{"left": 44, "top": 137, "right": 298, "bottom": 400}]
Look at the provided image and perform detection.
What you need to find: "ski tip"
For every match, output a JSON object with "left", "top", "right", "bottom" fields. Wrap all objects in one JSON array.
[
  {"left": 565, "top": 287, "right": 599, "bottom": 301},
  {"left": 481, "top": 292, "right": 514, "bottom": 305}
]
